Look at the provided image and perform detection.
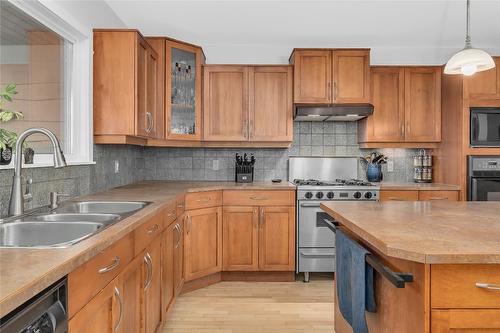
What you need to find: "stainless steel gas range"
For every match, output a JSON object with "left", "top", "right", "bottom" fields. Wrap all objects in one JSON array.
[{"left": 289, "top": 157, "right": 380, "bottom": 282}]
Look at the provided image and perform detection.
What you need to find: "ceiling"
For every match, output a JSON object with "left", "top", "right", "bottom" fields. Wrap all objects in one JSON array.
[{"left": 106, "top": 0, "right": 500, "bottom": 64}]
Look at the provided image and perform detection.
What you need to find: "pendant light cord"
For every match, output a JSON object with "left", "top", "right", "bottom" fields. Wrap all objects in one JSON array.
[{"left": 465, "top": 0, "right": 472, "bottom": 48}]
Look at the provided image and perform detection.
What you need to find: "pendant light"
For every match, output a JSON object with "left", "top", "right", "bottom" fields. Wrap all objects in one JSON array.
[{"left": 444, "top": 0, "right": 495, "bottom": 76}]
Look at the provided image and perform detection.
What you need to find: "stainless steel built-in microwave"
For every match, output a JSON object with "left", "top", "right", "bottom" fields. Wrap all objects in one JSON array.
[{"left": 470, "top": 107, "right": 500, "bottom": 147}]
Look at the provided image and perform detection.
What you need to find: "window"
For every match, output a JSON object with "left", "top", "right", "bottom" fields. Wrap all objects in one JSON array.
[{"left": 0, "top": 0, "right": 92, "bottom": 168}]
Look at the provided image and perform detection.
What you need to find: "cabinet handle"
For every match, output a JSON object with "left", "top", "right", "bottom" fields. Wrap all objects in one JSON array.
[
  {"left": 253, "top": 208, "right": 258, "bottom": 228},
  {"left": 243, "top": 120, "right": 248, "bottom": 138},
  {"left": 249, "top": 196, "right": 268, "bottom": 200},
  {"left": 113, "top": 286, "right": 123, "bottom": 332},
  {"left": 174, "top": 224, "right": 181, "bottom": 248},
  {"left": 167, "top": 211, "right": 176, "bottom": 218},
  {"left": 144, "top": 252, "right": 153, "bottom": 290},
  {"left": 388, "top": 197, "right": 405, "bottom": 201},
  {"left": 333, "top": 82, "right": 338, "bottom": 100},
  {"left": 146, "top": 112, "right": 153, "bottom": 133},
  {"left": 196, "top": 197, "right": 211, "bottom": 203},
  {"left": 429, "top": 197, "right": 447, "bottom": 200},
  {"left": 249, "top": 119, "right": 253, "bottom": 139},
  {"left": 98, "top": 256, "right": 120, "bottom": 274},
  {"left": 177, "top": 204, "right": 184, "bottom": 210},
  {"left": 259, "top": 207, "right": 265, "bottom": 228},
  {"left": 476, "top": 283, "right": 500, "bottom": 291},
  {"left": 146, "top": 223, "right": 159, "bottom": 235},
  {"left": 328, "top": 82, "right": 332, "bottom": 101},
  {"left": 186, "top": 214, "right": 192, "bottom": 234}
]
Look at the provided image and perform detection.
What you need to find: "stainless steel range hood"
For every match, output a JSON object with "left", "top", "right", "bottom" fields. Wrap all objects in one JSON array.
[{"left": 294, "top": 105, "right": 374, "bottom": 121}]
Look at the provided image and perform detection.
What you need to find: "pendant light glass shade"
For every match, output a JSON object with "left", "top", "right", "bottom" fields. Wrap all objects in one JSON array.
[
  {"left": 444, "top": 47, "right": 495, "bottom": 75},
  {"left": 444, "top": 0, "right": 495, "bottom": 76}
]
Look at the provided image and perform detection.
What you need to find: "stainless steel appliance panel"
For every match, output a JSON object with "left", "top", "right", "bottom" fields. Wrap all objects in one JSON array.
[
  {"left": 298, "top": 202, "right": 335, "bottom": 247},
  {"left": 298, "top": 248, "right": 336, "bottom": 272},
  {"left": 289, "top": 157, "right": 358, "bottom": 182}
]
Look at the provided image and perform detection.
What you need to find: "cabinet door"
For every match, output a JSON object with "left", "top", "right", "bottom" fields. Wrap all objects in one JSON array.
[
  {"left": 174, "top": 217, "right": 184, "bottom": 295},
  {"left": 119, "top": 255, "right": 143, "bottom": 333},
  {"left": 145, "top": 46, "right": 158, "bottom": 138},
  {"left": 184, "top": 206, "right": 223, "bottom": 280},
  {"left": 432, "top": 309, "right": 500, "bottom": 332},
  {"left": 332, "top": 50, "right": 371, "bottom": 103},
  {"left": 136, "top": 36, "right": 149, "bottom": 137},
  {"left": 258, "top": 206, "right": 295, "bottom": 271},
  {"left": 293, "top": 50, "right": 332, "bottom": 103},
  {"left": 161, "top": 225, "right": 174, "bottom": 317},
  {"left": 144, "top": 237, "right": 162, "bottom": 333},
  {"left": 223, "top": 206, "right": 259, "bottom": 271},
  {"left": 465, "top": 57, "right": 500, "bottom": 99},
  {"left": 361, "top": 67, "right": 405, "bottom": 142},
  {"left": 145, "top": 38, "right": 165, "bottom": 139},
  {"left": 203, "top": 65, "right": 249, "bottom": 141},
  {"left": 165, "top": 41, "right": 202, "bottom": 141},
  {"left": 68, "top": 279, "right": 122, "bottom": 333},
  {"left": 404, "top": 67, "right": 441, "bottom": 142},
  {"left": 380, "top": 190, "right": 419, "bottom": 201},
  {"left": 248, "top": 66, "right": 293, "bottom": 142}
]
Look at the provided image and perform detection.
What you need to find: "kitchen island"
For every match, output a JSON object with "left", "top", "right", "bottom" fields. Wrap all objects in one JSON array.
[{"left": 320, "top": 201, "right": 500, "bottom": 333}]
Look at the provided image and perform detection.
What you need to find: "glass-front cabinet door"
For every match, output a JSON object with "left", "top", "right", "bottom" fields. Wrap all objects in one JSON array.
[{"left": 165, "top": 41, "right": 203, "bottom": 141}]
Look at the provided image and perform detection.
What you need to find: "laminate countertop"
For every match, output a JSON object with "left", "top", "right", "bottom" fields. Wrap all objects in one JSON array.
[
  {"left": 0, "top": 181, "right": 295, "bottom": 318},
  {"left": 378, "top": 182, "right": 461, "bottom": 191},
  {"left": 320, "top": 201, "right": 500, "bottom": 265}
]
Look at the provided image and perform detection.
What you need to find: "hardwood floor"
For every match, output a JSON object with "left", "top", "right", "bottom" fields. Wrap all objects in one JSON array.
[{"left": 163, "top": 279, "right": 335, "bottom": 333}]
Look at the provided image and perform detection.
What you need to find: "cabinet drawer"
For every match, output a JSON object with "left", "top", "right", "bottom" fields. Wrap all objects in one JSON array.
[
  {"left": 380, "top": 190, "right": 418, "bottom": 201},
  {"left": 68, "top": 233, "right": 134, "bottom": 318},
  {"left": 223, "top": 190, "right": 295, "bottom": 206},
  {"left": 431, "top": 264, "right": 500, "bottom": 309},
  {"left": 134, "top": 211, "right": 164, "bottom": 255},
  {"left": 176, "top": 195, "right": 185, "bottom": 216},
  {"left": 185, "top": 191, "right": 222, "bottom": 210},
  {"left": 164, "top": 201, "right": 177, "bottom": 226},
  {"left": 418, "top": 190, "right": 458, "bottom": 201}
]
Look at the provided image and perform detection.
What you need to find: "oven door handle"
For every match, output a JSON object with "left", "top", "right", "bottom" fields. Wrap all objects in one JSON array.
[
  {"left": 299, "top": 251, "right": 336, "bottom": 257},
  {"left": 299, "top": 203, "right": 321, "bottom": 207}
]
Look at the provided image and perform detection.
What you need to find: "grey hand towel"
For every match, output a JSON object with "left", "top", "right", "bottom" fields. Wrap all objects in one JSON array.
[{"left": 336, "top": 229, "right": 377, "bottom": 333}]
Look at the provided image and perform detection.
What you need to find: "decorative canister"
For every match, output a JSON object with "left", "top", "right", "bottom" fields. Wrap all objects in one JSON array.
[{"left": 367, "top": 163, "right": 383, "bottom": 182}]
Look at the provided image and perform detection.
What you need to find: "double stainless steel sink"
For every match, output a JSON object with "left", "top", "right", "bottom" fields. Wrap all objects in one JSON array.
[{"left": 0, "top": 201, "right": 149, "bottom": 248}]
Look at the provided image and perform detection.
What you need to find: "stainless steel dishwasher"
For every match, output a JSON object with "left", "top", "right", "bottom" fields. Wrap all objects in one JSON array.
[{"left": 0, "top": 278, "right": 67, "bottom": 333}]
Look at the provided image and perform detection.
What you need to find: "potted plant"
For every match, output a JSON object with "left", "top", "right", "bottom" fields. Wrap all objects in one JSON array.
[{"left": 0, "top": 84, "right": 23, "bottom": 165}]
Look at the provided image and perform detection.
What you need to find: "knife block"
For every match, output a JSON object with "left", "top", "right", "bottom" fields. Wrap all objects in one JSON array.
[{"left": 235, "top": 164, "right": 254, "bottom": 183}]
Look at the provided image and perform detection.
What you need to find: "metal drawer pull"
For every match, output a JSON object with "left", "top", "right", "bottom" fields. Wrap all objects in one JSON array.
[
  {"left": 174, "top": 224, "right": 181, "bottom": 248},
  {"left": 114, "top": 286, "right": 123, "bottom": 332},
  {"left": 429, "top": 197, "right": 447, "bottom": 200},
  {"left": 476, "top": 283, "right": 500, "bottom": 290},
  {"left": 249, "top": 196, "right": 268, "bottom": 200},
  {"left": 186, "top": 214, "right": 192, "bottom": 234},
  {"left": 300, "top": 251, "right": 335, "bottom": 257},
  {"left": 300, "top": 203, "right": 321, "bottom": 207},
  {"left": 388, "top": 197, "right": 405, "bottom": 201},
  {"left": 144, "top": 253, "right": 153, "bottom": 290},
  {"left": 98, "top": 256, "right": 120, "bottom": 274},
  {"left": 146, "top": 223, "right": 159, "bottom": 235},
  {"left": 196, "top": 197, "right": 211, "bottom": 202}
]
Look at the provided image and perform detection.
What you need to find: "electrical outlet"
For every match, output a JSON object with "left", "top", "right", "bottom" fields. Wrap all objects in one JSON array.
[
  {"left": 212, "top": 159, "right": 219, "bottom": 171},
  {"left": 114, "top": 160, "right": 120, "bottom": 174},
  {"left": 387, "top": 160, "right": 394, "bottom": 172}
]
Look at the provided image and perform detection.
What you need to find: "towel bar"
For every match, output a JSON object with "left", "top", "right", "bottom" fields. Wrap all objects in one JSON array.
[{"left": 319, "top": 212, "right": 413, "bottom": 289}]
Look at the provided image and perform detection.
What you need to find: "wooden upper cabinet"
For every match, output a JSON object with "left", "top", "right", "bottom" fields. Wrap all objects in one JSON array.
[
  {"left": 184, "top": 206, "right": 223, "bottom": 281},
  {"left": 223, "top": 206, "right": 259, "bottom": 271},
  {"left": 464, "top": 57, "right": 500, "bottom": 99},
  {"left": 291, "top": 49, "right": 370, "bottom": 104},
  {"left": 292, "top": 50, "right": 332, "bottom": 103},
  {"left": 404, "top": 67, "right": 441, "bottom": 142},
  {"left": 203, "top": 65, "right": 249, "bottom": 141},
  {"left": 333, "top": 49, "right": 371, "bottom": 103},
  {"left": 145, "top": 38, "right": 165, "bottom": 139},
  {"left": 258, "top": 206, "right": 295, "bottom": 271},
  {"left": 248, "top": 66, "right": 293, "bottom": 141},
  {"left": 165, "top": 40, "right": 203, "bottom": 141},
  {"left": 359, "top": 67, "right": 405, "bottom": 142},
  {"left": 94, "top": 30, "right": 159, "bottom": 141}
]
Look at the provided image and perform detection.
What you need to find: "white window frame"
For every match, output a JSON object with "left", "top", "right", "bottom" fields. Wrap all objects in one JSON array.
[{"left": 0, "top": 0, "right": 93, "bottom": 169}]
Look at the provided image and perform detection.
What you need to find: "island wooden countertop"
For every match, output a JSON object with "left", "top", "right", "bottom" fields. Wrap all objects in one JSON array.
[
  {"left": 320, "top": 201, "right": 500, "bottom": 264},
  {"left": 0, "top": 181, "right": 295, "bottom": 318}
]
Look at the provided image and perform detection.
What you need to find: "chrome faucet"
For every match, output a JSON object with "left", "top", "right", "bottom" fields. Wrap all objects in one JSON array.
[{"left": 8, "top": 128, "right": 67, "bottom": 217}]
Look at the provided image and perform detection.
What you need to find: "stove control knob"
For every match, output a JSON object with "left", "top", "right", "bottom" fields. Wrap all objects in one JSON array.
[
  {"left": 326, "top": 192, "right": 335, "bottom": 199},
  {"left": 316, "top": 192, "right": 324, "bottom": 199},
  {"left": 364, "top": 192, "right": 373, "bottom": 199},
  {"left": 353, "top": 191, "right": 362, "bottom": 199},
  {"left": 304, "top": 192, "right": 313, "bottom": 199}
]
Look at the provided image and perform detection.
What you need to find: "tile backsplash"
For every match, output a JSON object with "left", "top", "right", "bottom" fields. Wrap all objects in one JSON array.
[{"left": 0, "top": 121, "right": 421, "bottom": 217}]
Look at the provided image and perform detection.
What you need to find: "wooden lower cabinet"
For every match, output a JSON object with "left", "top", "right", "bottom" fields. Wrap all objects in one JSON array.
[
  {"left": 161, "top": 223, "right": 175, "bottom": 317},
  {"left": 69, "top": 278, "right": 122, "bottom": 333},
  {"left": 418, "top": 191, "right": 458, "bottom": 201},
  {"left": 259, "top": 206, "right": 295, "bottom": 271},
  {"left": 119, "top": 255, "right": 143, "bottom": 333},
  {"left": 184, "top": 206, "right": 223, "bottom": 281},
  {"left": 144, "top": 236, "right": 162, "bottom": 333},
  {"left": 380, "top": 190, "right": 418, "bottom": 201},
  {"left": 223, "top": 206, "right": 259, "bottom": 271},
  {"left": 173, "top": 216, "right": 184, "bottom": 295},
  {"left": 380, "top": 190, "right": 459, "bottom": 202},
  {"left": 432, "top": 309, "right": 500, "bottom": 332}
]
